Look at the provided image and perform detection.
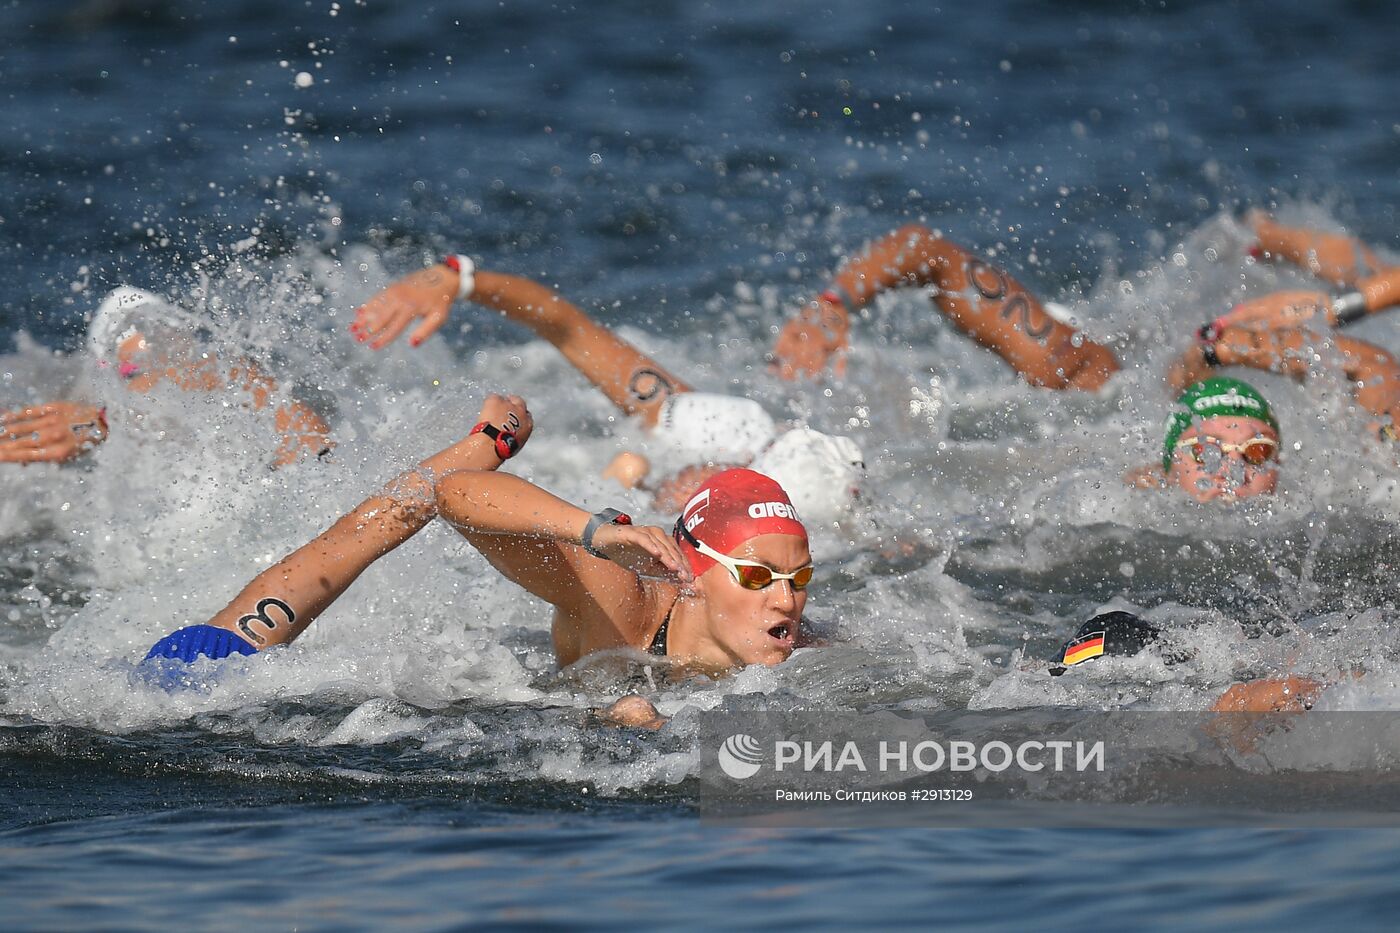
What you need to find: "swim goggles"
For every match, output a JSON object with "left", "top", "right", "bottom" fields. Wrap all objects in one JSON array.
[
  {"left": 1173, "top": 434, "right": 1278, "bottom": 467},
  {"left": 675, "top": 520, "right": 814, "bottom": 591}
]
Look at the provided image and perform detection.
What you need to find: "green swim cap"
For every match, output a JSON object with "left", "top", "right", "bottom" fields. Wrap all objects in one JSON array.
[{"left": 1162, "top": 377, "right": 1279, "bottom": 472}]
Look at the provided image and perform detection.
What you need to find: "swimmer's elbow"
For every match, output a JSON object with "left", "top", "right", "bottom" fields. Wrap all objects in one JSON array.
[{"left": 433, "top": 471, "right": 480, "bottom": 527}]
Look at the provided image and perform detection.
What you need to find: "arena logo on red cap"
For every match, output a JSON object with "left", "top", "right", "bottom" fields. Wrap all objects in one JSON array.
[{"left": 748, "top": 501, "right": 799, "bottom": 520}]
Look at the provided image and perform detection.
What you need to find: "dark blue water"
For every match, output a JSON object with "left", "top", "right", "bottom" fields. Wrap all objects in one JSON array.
[
  {"left": 5, "top": 0, "right": 1400, "bottom": 928},
  {"left": 4, "top": 0, "right": 1397, "bottom": 352}
]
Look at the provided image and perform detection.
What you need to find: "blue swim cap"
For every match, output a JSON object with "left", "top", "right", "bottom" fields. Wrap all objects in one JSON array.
[{"left": 144, "top": 625, "right": 258, "bottom": 663}]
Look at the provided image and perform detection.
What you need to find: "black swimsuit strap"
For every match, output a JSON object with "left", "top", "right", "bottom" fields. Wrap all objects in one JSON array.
[{"left": 648, "top": 597, "right": 678, "bottom": 657}]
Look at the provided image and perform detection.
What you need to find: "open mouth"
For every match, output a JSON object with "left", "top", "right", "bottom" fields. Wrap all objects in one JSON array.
[{"left": 767, "top": 621, "right": 793, "bottom": 643}]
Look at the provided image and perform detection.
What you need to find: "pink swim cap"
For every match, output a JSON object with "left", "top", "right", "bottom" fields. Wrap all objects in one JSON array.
[{"left": 675, "top": 468, "right": 807, "bottom": 577}]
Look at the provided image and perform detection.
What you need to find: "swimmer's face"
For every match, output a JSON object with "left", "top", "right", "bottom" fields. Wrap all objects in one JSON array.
[
  {"left": 1168, "top": 415, "right": 1279, "bottom": 503},
  {"left": 115, "top": 331, "right": 149, "bottom": 379},
  {"left": 695, "top": 532, "right": 810, "bottom": 668}
]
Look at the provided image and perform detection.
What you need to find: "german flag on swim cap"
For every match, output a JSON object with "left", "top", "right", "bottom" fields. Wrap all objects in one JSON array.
[
  {"left": 1050, "top": 611, "right": 1160, "bottom": 675},
  {"left": 675, "top": 468, "right": 807, "bottom": 577},
  {"left": 1061, "top": 631, "right": 1105, "bottom": 666}
]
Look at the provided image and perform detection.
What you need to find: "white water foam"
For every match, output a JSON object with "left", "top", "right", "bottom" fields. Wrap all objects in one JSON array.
[{"left": 3, "top": 205, "right": 1398, "bottom": 790}]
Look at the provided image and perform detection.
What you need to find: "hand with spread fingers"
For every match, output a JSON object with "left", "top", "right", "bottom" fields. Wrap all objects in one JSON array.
[
  {"left": 0, "top": 401, "right": 108, "bottom": 464},
  {"left": 587, "top": 521, "right": 693, "bottom": 583},
  {"left": 351, "top": 263, "right": 460, "bottom": 350}
]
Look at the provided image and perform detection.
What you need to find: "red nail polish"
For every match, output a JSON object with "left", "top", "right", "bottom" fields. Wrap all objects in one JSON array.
[{"left": 410, "top": 337, "right": 421, "bottom": 347}]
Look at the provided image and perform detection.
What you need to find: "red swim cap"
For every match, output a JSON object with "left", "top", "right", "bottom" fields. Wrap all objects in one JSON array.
[{"left": 675, "top": 468, "right": 808, "bottom": 577}]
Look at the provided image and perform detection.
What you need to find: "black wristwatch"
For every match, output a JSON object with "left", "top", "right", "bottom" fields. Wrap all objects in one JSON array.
[{"left": 581, "top": 508, "right": 632, "bottom": 558}]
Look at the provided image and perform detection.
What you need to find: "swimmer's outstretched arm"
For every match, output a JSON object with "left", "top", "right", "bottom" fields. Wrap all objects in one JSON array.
[
  {"left": 157, "top": 395, "right": 531, "bottom": 654},
  {"left": 1205, "top": 216, "right": 1400, "bottom": 334},
  {"left": 226, "top": 361, "right": 334, "bottom": 467},
  {"left": 468, "top": 272, "right": 693, "bottom": 426},
  {"left": 1170, "top": 327, "right": 1400, "bottom": 430},
  {"left": 353, "top": 264, "right": 692, "bottom": 427},
  {"left": 0, "top": 400, "right": 107, "bottom": 464},
  {"left": 1250, "top": 213, "right": 1390, "bottom": 288},
  {"left": 1207, "top": 271, "right": 1400, "bottom": 334},
  {"left": 772, "top": 224, "right": 1119, "bottom": 389}
]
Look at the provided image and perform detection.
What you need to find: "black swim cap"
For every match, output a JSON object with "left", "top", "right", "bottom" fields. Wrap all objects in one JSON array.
[{"left": 1049, "top": 611, "right": 1160, "bottom": 675}]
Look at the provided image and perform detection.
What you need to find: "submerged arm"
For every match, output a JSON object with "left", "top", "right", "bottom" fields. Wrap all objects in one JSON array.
[
  {"left": 1212, "top": 675, "right": 1323, "bottom": 713},
  {"left": 126, "top": 349, "right": 332, "bottom": 467},
  {"left": 228, "top": 361, "right": 334, "bottom": 466}
]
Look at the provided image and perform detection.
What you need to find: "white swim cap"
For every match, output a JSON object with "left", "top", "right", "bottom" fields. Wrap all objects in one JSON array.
[
  {"left": 750, "top": 427, "right": 864, "bottom": 526},
  {"left": 649, "top": 392, "right": 778, "bottom": 463},
  {"left": 86, "top": 287, "right": 183, "bottom": 360}
]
